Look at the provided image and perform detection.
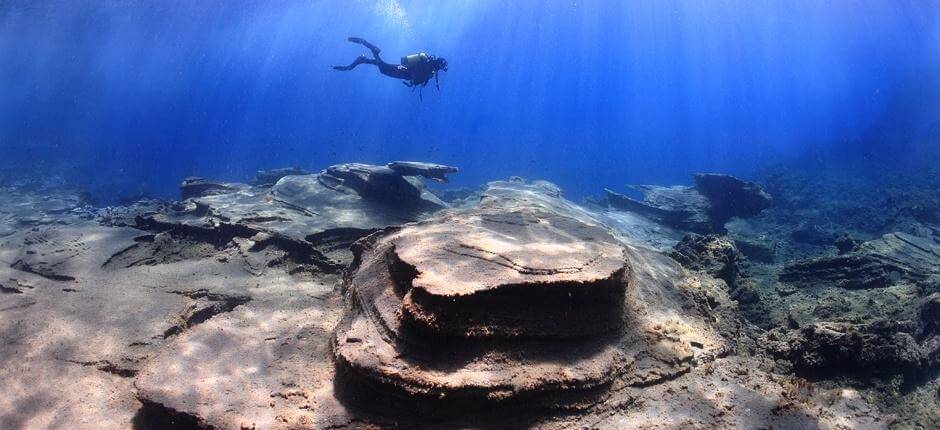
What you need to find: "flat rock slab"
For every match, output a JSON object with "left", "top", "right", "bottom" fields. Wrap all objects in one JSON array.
[
  {"left": 386, "top": 161, "right": 458, "bottom": 182},
  {"left": 135, "top": 283, "right": 342, "bottom": 430},
  {"left": 394, "top": 210, "right": 628, "bottom": 339}
]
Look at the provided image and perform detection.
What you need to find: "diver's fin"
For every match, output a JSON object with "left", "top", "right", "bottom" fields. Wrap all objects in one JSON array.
[
  {"left": 333, "top": 55, "right": 367, "bottom": 71},
  {"left": 347, "top": 37, "right": 381, "bottom": 55}
]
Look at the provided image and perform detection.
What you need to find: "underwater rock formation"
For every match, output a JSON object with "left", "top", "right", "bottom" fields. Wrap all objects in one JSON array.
[
  {"left": 670, "top": 234, "right": 741, "bottom": 286},
  {"left": 767, "top": 320, "right": 927, "bottom": 376},
  {"left": 669, "top": 233, "right": 765, "bottom": 316},
  {"left": 779, "top": 231, "right": 940, "bottom": 289},
  {"left": 766, "top": 293, "right": 940, "bottom": 378},
  {"left": 251, "top": 167, "right": 310, "bottom": 187},
  {"left": 179, "top": 177, "right": 238, "bottom": 200},
  {"left": 139, "top": 161, "right": 457, "bottom": 270},
  {"left": 606, "top": 173, "right": 772, "bottom": 234},
  {"left": 386, "top": 160, "right": 458, "bottom": 182},
  {"left": 333, "top": 209, "right": 629, "bottom": 409},
  {"left": 329, "top": 179, "right": 793, "bottom": 423},
  {"left": 0, "top": 169, "right": 897, "bottom": 429}
]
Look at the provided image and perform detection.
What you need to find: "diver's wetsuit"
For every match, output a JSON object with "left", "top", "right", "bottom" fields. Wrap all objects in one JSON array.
[{"left": 333, "top": 37, "right": 436, "bottom": 87}]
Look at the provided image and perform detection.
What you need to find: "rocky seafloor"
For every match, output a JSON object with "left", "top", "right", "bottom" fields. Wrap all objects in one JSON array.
[{"left": 1, "top": 161, "right": 938, "bottom": 429}]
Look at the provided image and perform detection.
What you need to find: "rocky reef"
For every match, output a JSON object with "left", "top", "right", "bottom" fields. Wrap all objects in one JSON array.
[{"left": 2, "top": 162, "right": 932, "bottom": 429}]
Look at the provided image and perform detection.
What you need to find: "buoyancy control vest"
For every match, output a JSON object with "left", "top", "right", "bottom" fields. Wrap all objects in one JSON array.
[{"left": 401, "top": 53, "right": 433, "bottom": 84}]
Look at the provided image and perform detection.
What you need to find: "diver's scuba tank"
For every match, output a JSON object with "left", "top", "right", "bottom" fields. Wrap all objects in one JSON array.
[{"left": 401, "top": 53, "right": 429, "bottom": 67}]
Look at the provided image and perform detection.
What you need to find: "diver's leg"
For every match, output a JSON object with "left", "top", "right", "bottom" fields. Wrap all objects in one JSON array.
[
  {"left": 333, "top": 55, "right": 374, "bottom": 72},
  {"left": 347, "top": 37, "right": 383, "bottom": 61},
  {"left": 378, "top": 62, "right": 410, "bottom": 80}
]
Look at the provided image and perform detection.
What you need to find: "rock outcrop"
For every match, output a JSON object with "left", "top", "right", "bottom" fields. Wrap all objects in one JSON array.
[
  {"left": 779, "top": 232, "right": 940, "bottom": 289},
  {"left": 251, "top": 167, "right": 309, "bottom": 187},
  {"left": 670, "top": 234, "right": 741, "bottom": 286},
  {"left": 767, "top": 320, "right": 927, "bottom": 376},
  {"left": 141, "top": 161, "right": 458, "bottom": 269},
  {"left": 606, "top": 173, "right": 772, "bottom": 234},
  {"left": 766, "top": 294, "right": 940, "bottom": 378},
  {"left": 179, "top": 177, "right": 238, "bottom": 200},
  {"left": 386, "top": 161, "right": 458, "bottom": 182},
  {"left": 332, "top": 179, "right": 734, "bottom": 420}
]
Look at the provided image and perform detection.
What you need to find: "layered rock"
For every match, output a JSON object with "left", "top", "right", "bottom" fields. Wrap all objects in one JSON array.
[
  {"left": 386, "top": 161, "right": 458, "bottom": 182},
  {"left": 332, "top": 180, "right": 732, "bottom": 418},
  {"left": 141, "top": 161, "right": 457, "bottom": 270},
  {"left": 334, "top": 210, "right": 630, "bottom": 408},
  {"left": 779, "top": 232, "right": 940, "bottom": 289},
  {"left": 606, "top": 173, "right": 772, "bottom": 234},
  {"left": 179, "top": 177, "right": 239, "bottom": 200}
]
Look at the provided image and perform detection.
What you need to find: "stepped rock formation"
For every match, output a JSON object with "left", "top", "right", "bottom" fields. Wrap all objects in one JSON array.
[{"left": 333, "top": 180, "right": 734, "bottom": 419}]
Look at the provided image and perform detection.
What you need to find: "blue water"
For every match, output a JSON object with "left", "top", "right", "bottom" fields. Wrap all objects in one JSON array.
[{"left": 2, "top": 1, "right": 939, "bottom": 202}]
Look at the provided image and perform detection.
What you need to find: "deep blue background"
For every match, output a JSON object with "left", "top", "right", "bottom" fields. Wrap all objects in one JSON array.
[{"left": 1, "top": 1, "right": 939, "bottom": 201}]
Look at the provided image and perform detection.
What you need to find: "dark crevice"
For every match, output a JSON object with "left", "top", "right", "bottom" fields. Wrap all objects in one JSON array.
[
  {"left": 63, "top": 359, "right": 138, "bottom": 378},
  {"left": 163, "top": 291, "right": 251, "bottom": 338},
  {"left": 0, "top": 301, "right": 36, "bottom": 312},
  {"left": 132, "top": 399, "right": 211, "bottom": 430},
  {"left": 10, "top": 259, "right": 75, "bottom": 282},
  {"left": 99, "top": 243, "right": 141, "bottom": 268},
  {"left": 136, "top": 215, "right": 343, "bottom": 273},
  {"left": 0, "top": 283, "right": 23, "bottom": 294}
]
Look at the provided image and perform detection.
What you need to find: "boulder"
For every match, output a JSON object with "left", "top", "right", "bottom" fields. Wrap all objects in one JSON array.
[
  {"left": 693, "top": 173, "right": 773, "bottom": 225},
  {"left": 834, "top": 234, "right": 862, "bottom": 254},
  {"left": 777, "top": 321, "right": 926, "bottom": 376},
  {"left": 606, "top": 173, "right": 771, "bottom": 234},
  {"left": 670, "top": 234, "right": 741, "bottom": 286},
  {"left": 790, "top": 223, "right": 839, "bottom": 245},
  {"left": 733, "top": 237, "right": 776, "bottom": 263},
  {"left": 319, "top": 163, "right": 447, "bottom": 211}
]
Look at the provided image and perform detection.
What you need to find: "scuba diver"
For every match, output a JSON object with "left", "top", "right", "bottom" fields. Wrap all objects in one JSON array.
[{"left": 333, "top": 37, "right": 448, "bottom": 97}]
